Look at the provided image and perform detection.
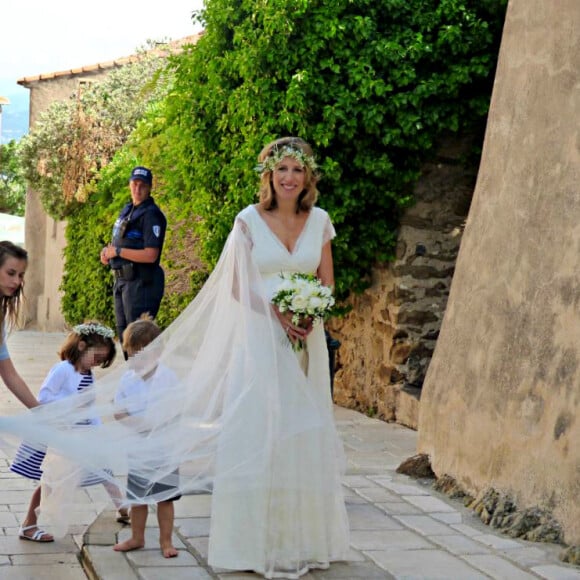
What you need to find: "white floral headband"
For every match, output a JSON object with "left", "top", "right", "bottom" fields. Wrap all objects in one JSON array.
[
  {"left": 73, "top": 323, "right": 115, "bottom": 339},
  {"left": 255, "top": 145, "right": 318, "bottom": 176}
]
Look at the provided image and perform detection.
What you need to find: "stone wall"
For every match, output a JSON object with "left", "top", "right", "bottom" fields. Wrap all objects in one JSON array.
[
  {"left": 418, "top": 0, "right": 580, "bottom": 546},
  {"left": 329, "top": 136, "right": 477, "bottom": 428}
]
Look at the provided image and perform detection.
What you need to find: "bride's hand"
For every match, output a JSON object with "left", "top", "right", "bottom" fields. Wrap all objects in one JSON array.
[{"left": 273, "top": 306, "right": 313, "bottom": 340}]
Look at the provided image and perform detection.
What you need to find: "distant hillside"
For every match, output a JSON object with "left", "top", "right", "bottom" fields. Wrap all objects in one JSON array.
[{"left": 0, "top": 84, "right": 29, "bottom": 144}]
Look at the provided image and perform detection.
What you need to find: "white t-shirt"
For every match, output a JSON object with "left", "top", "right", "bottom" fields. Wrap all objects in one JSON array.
[
  {"left": 115, "top": 364, "right": 178, "bottom": 417},
  {"left": 39, "top": 360, "right": 99, "bottom": 425}
]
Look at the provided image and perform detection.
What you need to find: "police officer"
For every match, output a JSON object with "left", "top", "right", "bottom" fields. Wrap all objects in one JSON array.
[{"left": 100, "top": 166, "right": 167, "bottom": 355}]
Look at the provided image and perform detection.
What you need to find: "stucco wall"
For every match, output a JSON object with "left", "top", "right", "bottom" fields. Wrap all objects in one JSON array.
[
  {"left": 22, "top": 71, "right": 111, "bottom": 330},
  {"left": 418, "top": 0, "right": 580, "bottom": 545}
]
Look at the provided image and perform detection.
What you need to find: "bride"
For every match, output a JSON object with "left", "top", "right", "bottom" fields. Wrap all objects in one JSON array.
[{"left": 0, "top": 136, "right": 349, "bottom": 579}]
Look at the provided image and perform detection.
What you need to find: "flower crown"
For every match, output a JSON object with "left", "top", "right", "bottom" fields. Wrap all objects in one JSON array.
[
  {"left": 255, "top": 145, "right": 318, "bottom": 176},
  {"left": 73, "top": 323, "right": 115, "bottom": 339}
]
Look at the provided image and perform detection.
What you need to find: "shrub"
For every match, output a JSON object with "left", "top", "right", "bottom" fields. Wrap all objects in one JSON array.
[
  {"left": 59, "top": 0, "right": 507, "bottom": 326},
  {"left": 19, "top": 45, "right": 171, "bottom": 220},
  {"left": 162, "top": 0, "right": 507, "bottom": 298},
  {"left": 0, "top": 140, "right": 26, "bottom": 215}
]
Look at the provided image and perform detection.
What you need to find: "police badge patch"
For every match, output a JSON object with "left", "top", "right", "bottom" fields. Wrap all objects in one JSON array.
[{"left": 153, "top": 225, "right": 161, "bottom": 238}]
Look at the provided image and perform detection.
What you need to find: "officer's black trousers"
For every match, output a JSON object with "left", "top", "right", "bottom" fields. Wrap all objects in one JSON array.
[{"left": 113, "top": 266, "right": 164, "bottom": 351}]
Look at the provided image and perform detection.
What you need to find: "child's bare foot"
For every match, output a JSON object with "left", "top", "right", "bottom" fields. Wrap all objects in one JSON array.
[
  {"left": 113, "top": 538, "right": 145, "bottom": 552},
  {"left": 161, "top": 543, "right": 178, "bottom": 558}
]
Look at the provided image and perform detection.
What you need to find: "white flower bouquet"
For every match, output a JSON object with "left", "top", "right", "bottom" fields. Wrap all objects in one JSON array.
[{"left": 271, "top": 272, "right": 335, "bottom": 351}]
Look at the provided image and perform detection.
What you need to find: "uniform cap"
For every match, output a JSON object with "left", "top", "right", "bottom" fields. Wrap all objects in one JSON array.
[{"left": 129, "top": 166, "right": 153, "bottom": 186}]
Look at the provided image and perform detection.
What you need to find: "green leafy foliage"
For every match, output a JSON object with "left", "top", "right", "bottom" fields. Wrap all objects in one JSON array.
[
  {"left": 60, "top": 200, "right": 116, "bottom": 328},
  {"left": 161, "top": 0, "right": 507, "bottom": 298},
  {"left": 60, "top": 155, "right": 133, "bottom": 328},
  {"left": 0, "top": 140, "right": 26, "bottom": 215},
  {"left": 59, "top": 0, "right": 506, "bottom": 327},
  {"left": 19, "top": 45, "right": 171, "bottom": 220},
  {"left": 61, "top": 116, "right": 209, "bottom": 329}
]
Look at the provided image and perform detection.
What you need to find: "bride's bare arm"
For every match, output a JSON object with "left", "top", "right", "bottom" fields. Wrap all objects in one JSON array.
[{"left": 317, "top": 240, "right": 335, "bottom": 290}]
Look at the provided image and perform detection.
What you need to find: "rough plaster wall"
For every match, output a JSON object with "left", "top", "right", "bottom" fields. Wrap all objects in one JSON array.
[
  {"left": 23, "top": 71, "right": 110, "bottom": 330},
  {"left": 418, "top": 0, "right": 580, "bottom": 545}
]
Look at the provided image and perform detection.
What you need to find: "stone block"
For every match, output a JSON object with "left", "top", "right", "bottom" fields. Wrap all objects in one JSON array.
[
  {"left": 464, "top": 554, "right": 539, "bottom": 579},
  {"left": 350, "top": 529, "right": 431, "bottom": 551},
  {"left": 367, "top": 548, "right": 488, "bottom": 579}
]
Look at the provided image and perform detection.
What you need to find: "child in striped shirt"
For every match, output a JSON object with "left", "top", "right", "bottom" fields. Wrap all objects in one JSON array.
[{"left": 10, "top": 321, "right": 124, "bottom": 541}]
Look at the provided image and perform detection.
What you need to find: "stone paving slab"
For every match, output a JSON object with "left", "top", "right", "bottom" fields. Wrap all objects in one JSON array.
[
  {"left": 350, "top": 529, "right": 433, "bottom": 552},
  {"left": 464, "top": 554, "right": 540, "bottom": 579},
  {"left": 140, "top": 568, "right": 214, "bottom": 580},
  {"left": 10, "top": 551, "right": 81, "bottom": 565},
  {"left": 499, "top": 546, "right": 564, "bottom": 569},
  {"left": 347, "top": 503, "right": 404, "bottom": 531},
  {"left": 125, "top": 548, "right": 200, "bottom": 567},
  {"left": 175, "top": 516, "right": 212, "bottom": 538},
  {"left": 174, "top": 493, "right": 213, "bottom": 516},
  {"left": 531, "top": 564, "right": 580, "bottom": 579},
  {"left": 1, "top": 331, "right": 580, "bottom": 579},
  {"left": 0, "top": 534, "right": 79, "bottom": 555},
  {"left": 376, "top": 501, "right": 424, "bottom": 516},
  {"left": 0, "top": 564, "right": 88, "bottom": 579},
  {"left": 309, "top": 561, "right": 396, "bottom": 578},
  {"left": 82, "top": 545, "right": 139, "bottom": 580},
  {"left": 429, "top": 533, "right": 492, "bottom": 556},
  {"left": 0, "top": 511, "right": 18, "bottom": 527},
  {"left": 366, "top": 548, "right": 489, "bottom": 579}
]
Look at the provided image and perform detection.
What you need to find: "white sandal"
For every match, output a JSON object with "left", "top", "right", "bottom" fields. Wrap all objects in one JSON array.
[{"left": 18, "top": 524, "right": 54, "bottom": 542}]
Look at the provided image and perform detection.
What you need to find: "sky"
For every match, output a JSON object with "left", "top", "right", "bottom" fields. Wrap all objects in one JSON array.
[{"left": 0, "top": 0, "right": 204, "bottom": 95}]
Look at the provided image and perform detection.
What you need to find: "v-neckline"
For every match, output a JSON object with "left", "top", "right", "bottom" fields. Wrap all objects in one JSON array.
[{"left": 253, "top": 205, "right": 312, "bottom": 255}]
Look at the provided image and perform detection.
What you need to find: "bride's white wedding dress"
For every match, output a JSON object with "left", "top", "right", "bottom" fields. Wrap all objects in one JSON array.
[
  {"left": 0, "top": 204, "right": 349, "bottom": 579},
  {"left": 208, "top": 205, "right": 349, "bottom": 577}
]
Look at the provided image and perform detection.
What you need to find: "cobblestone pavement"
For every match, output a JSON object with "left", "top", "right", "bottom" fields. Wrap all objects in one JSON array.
[{"left": 1, "top": 331, "right": 580, "bottom": 579}]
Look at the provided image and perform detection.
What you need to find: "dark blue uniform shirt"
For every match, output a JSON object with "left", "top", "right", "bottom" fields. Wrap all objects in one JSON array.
[{"left": 110, "top": 197, "right": 166, "bottom": 271}]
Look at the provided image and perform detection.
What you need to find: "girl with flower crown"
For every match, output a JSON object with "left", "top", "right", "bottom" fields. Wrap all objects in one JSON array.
[{"left": 10, "top": 321, "right": 123, "bottom": 542}]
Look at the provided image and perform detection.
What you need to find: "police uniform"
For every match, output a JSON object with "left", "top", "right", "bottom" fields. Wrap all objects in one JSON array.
[{"left": 109, "top": 196, "right": 167, "bottom": 343}]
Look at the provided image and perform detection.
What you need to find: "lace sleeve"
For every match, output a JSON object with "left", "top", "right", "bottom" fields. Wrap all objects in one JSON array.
[
  {"left": 322, "top": 212, "right": 336, "bottom": 245},
  {"left": 235, "top": 217, "right": 253, "bottom": 249}
]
